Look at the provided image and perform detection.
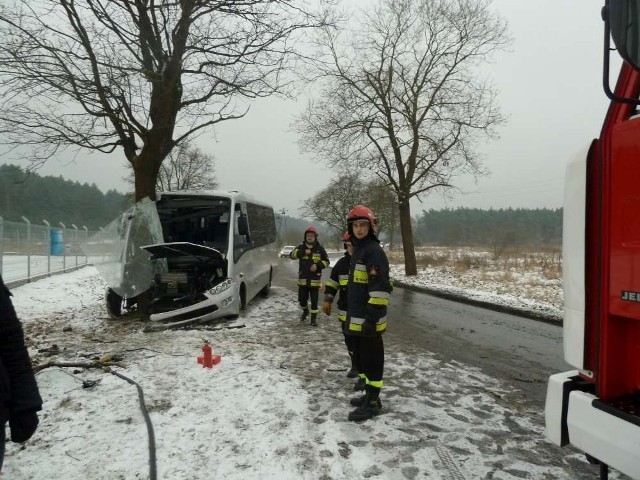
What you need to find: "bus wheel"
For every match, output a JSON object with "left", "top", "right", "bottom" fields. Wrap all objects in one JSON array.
[
  {"left": 240, "top": 283, "right": 247, "bottom": 310},
  {"left": 105, "top": 288, "right": 124, "bottom": 319}
]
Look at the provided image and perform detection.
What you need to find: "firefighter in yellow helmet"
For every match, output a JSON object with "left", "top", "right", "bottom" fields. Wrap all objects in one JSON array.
[
  {"left": 344, "top": 205, "right": 391, "bottom": 422},
  {"left": 290, "top": 226, "right": 330, "bottom": 326}
]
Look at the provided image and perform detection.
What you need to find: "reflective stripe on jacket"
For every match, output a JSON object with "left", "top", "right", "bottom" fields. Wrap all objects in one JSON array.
[
  {"left": 345, "top": 236, "right": 391, "bottom": 336},
  {"left": 290, "top": 241, "right": 329, "bottom": 285},
  {"left": 324, "top": 252, "right": 350, "bottom": 322}
]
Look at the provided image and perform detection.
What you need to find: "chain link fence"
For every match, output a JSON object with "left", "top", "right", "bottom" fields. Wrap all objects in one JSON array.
[{"left": 0, "top": 217, "right": 99, "bottom": 286}]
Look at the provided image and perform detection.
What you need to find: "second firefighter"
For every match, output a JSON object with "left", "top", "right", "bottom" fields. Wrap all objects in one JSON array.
[{"left": 290, "top": 226, "right": 330, "bottom": 326}]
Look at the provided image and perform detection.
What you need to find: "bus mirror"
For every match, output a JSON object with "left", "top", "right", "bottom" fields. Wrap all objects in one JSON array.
[
  {"left": 609, "top": 0, "right": 640, "bottom": 70},
  {"left": 237, "top": 215, "right": 249, "bottom": 236}
]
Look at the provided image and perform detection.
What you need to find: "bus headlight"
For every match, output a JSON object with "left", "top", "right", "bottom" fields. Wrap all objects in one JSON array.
[
  {"left": 221, "top": 296, "right": 234, "bottom": 306},
  {"left": 209, "top": 279, "right": 233, "bottom": 296}
]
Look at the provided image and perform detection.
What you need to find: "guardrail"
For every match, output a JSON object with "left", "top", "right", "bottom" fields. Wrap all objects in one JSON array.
[{"left": 0, "top": 216, "right": 99, "bottom": 285}]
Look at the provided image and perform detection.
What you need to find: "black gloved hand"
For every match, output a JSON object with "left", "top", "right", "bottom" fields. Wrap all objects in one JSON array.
[
  {"left": 9, "top": 410, "right": 39, "bottom": 443},
  {"left": 361, "top": 320, "right": 377, "bottom": 335}
]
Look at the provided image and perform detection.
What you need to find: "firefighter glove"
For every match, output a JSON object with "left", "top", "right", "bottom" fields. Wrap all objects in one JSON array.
[
  {"left": 9, "top": 410, "right": 39, "bottom": 443},
  {"left": 361, "top": 320, "right": 377, "bottom": 336},
  {"left": 322, "top": 300, "right": 332, "bottom": 316}
]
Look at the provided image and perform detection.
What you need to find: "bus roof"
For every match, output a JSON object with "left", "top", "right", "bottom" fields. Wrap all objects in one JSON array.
[{"left": 157, "top": 189, "right": 273, "bottom": 209}]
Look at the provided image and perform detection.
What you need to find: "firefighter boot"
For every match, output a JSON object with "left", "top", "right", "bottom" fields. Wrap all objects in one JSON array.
[
  {"left": 310, "top": 313, "right": 318, "bottom": 326},
  {"left": 350, "top": 393, "right": 382, "bottom": 409},
  {"left": 300, "top": 309, "right": 308, "bottom": 323},
  {"left": 348, "top": 385, "right": 381, "bottom": 422},
  {"left": 353, "top": 376, "right": 366, "bottom": 391}
]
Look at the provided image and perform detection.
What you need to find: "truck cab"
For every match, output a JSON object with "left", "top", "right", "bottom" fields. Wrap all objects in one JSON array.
[{"left": 545, "top": 2, "right": 640, "bottom": 478}]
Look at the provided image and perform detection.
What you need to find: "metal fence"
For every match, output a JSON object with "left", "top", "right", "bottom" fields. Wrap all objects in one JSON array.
[{"left": 0, "top": 216, "right": 99, "bottom": 286}]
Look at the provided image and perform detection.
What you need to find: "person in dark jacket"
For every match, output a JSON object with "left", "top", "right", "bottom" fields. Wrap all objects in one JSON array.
[
  {"left": 290, "top": 226, "right": 330, "bottom": 326},
  {"left": 344, "top": 205, "right": 391, "bottom": 422},
  {"left": 0, "top": 275, "right": 42, "bottom": 471},
  {"left": 322, "top": 232, "right": 358, "bottom": 377}
]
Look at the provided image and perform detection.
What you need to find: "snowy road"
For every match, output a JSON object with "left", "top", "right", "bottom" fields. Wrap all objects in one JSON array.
[
  {"left": 279, "top": 256, "right": 569, "bottom": 408},
  {"left": 389, "top": 288, "right": 571, "bottom": 408},
  {"left": 1, "top": 266, "right": 622, "bottom": 479}
]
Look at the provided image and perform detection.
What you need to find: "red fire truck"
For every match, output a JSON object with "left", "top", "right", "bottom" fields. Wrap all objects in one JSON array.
[{"left": 545, "top": 1, "right": 640, "bottom": 479}]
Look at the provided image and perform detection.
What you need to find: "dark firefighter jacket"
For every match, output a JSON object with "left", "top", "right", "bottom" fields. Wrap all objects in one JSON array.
[
  {"left": 346, "top": 236, "right": 391, "bottom": 337},
  {"left": 0, "top": 276, "right": 42, "bottom": 427},
  {"left": 324, "top": 252, "right": 350, "bottom": 321},
  {"left": 290, "top": 242, "right": 330, "bottom": 287}
]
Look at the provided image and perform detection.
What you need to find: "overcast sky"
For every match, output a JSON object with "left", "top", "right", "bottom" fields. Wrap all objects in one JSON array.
[{"left": 1, "top": 0, "right": 616, "bottom": 218}]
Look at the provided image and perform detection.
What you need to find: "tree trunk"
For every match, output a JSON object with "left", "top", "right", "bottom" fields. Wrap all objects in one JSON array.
[
  {"left": 129, "top": 149, "right": 164, "bottom": 317},
  {"left": 132, "top": 150, "right": 163, "bottom": 202},
  {"left": 131, "top": 50, "right": 182, "bottom": 202},
  {"left": 389, "top": 200, "right": 396, "bottom": 250},
  {"left": 398, "top": 200, "right": 417, "bottom": 276}
]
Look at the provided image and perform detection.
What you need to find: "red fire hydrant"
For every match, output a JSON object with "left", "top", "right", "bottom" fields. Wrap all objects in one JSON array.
[{"left": 197, "top": 340, "right": 221, "bottom": 368}]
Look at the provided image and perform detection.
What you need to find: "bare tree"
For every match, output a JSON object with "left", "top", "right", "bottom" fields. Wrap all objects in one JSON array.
[
  {"left": 301, "top": 171, "right": 368, "bottom": 235},
  {"left": 296, "top": 0, "right": 510, "bottom": 275},
  {"left": 157, "top": 142, "right": 217, "bottom": 192},
  {"left": 0, "top": 0, "right": 329, "bottom": 201},
  {"left": 302, "top": 170, "right": 397, "bottom": 239},
  {"left": 365, "top": 177, "right": 400, "bottom": 248}
]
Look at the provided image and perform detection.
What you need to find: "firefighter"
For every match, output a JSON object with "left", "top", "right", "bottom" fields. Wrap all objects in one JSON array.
[
  {"left": 290, "top": 226, "right": 330, "bottom": 326},
  {"left": 0, "top": 275, "right": 42, "bottom": 471},
  {"left": 322, "top": 232, "right": 358, "bottom": 377},
  {"left": 344, "top": 205, "right": 391, "bottom": 422}
]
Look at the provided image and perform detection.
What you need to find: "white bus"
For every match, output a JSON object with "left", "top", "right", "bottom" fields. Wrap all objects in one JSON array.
[{"left": 105, "top": 190, "right": 278, "bottom": 327}]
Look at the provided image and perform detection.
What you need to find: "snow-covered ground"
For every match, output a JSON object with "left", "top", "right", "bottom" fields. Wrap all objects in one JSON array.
[
  {"left": 1, "top": 263, "right": 610, "bottom": 480},
  {"left": 389, "top": 266, "right": 563, "bottom": 323},
  {"left": 387, "top": 247, "right": 563, "bottom": 322}
]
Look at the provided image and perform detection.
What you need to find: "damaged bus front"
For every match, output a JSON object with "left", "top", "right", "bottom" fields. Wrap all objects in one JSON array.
[{"left": 100, "top": 191, "right": 278, "bottom": 328}]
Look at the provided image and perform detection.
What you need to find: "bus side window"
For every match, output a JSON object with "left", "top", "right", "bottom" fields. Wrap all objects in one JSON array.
[{"left": 237, "top": 214, "right": 250, "bottom": 244}]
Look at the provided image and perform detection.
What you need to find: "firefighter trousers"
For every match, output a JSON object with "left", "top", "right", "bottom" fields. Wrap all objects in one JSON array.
[
  {"left": 352, "top": 335, "right": 384, "bottom": 386},
  {"left": 298, "top": 285, "right": 320, "bottom": 313},
  {"left": 342, "top": 321, "right": 357, "bottom": 358}
]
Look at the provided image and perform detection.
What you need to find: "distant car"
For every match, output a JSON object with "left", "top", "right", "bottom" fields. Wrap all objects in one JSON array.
[{"left": 279, "top": 245, "right": 295, "bottom": 258}]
